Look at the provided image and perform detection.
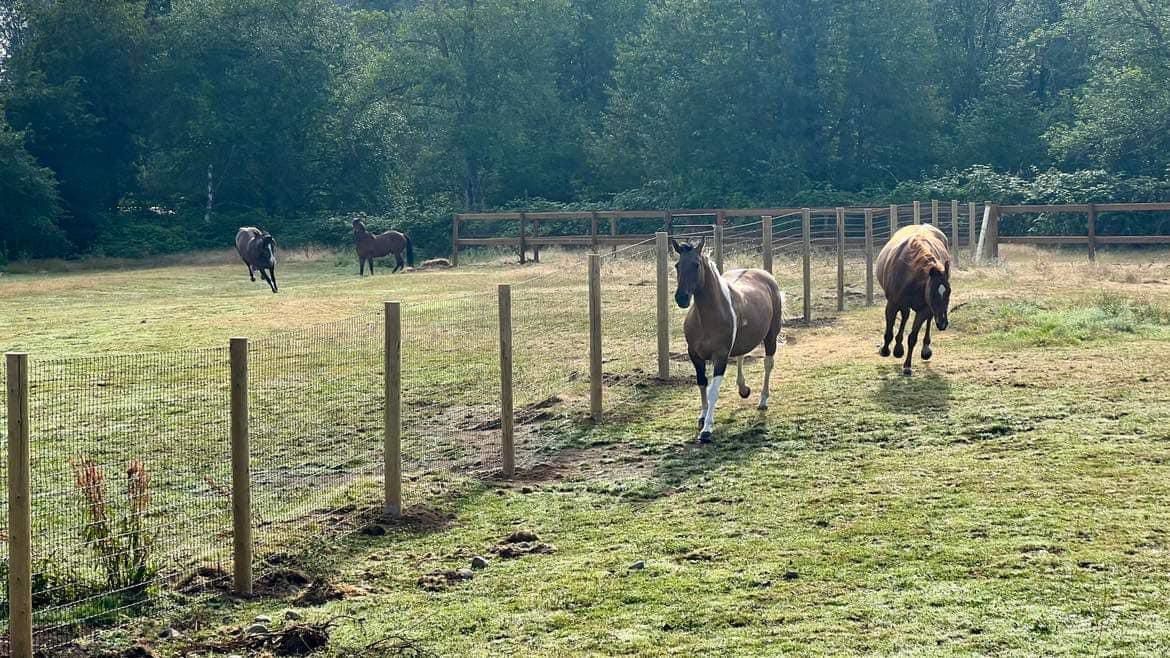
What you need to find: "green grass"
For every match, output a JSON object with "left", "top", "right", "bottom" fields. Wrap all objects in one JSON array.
[{"left": 7, "top": 245, "right": 1170, "bottom": 655}]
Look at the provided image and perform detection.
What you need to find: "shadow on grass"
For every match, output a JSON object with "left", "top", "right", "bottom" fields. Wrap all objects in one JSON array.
[{"left": 873, "top": 368, "right": 952, "bottom": 416}]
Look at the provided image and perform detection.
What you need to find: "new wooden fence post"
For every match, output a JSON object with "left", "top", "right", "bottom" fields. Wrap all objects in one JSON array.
[
  {"left": 1087, "top": 204, "right": 1098, "bottom": 263},
  {"left": 889, "top": 204, "right": 899, "bottom": 236},
  {"left": 950, "top": 200, "right": 961, "bottom": 268},
  {"left": 802, "top": 208, "right": 812, "bottom": 324},
  {"left": 497, "top": 285, "right": 515, "bottom": 478},
  {"left": 451, "top": 215, "right": 460, "bottom": 267},
  {"left": 968, "top": 202, "right": 978, "bottom": 260},
  {"left": 989, "top": 203, "right": 1000, "bottom": 259},
  {"left": 7, "top": 353, "right": 32, "bottom": 658},
  {"left": 714, "top": 224, "right": 724, "bottom": 273},
  {"left": 229, "top": 337, "right": 252, "bottom": 597},
  {"left": 931, "top": 199, "right": 939, "bottom": 225},
  {"left": 384, "top": 302, "right": 402, "bottom": 518},
  {"left": 588, "top": 254, "right": 603, "bottom": 422},
  {"left": 864, "top": 209, "right": 875, "bottom": 306},
  {"left": 762, "top": 216, "right": 773, "bottom": 273},
  {"left": 590, "top": 211, "right": 600, "bottom": 252},
  {"left": 836, "top": 207, "right": 845, "bottom": 312},
  {"left": 655, "top": 232, "right": 670, "bottom": 381},
  {"left": 913, "top": 201, "right": 922, "bottom": 225}
]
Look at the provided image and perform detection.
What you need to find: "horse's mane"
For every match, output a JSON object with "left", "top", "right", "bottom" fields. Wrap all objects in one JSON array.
[{"left": 904, "top": 235, "right": 944, "bottom": 277}]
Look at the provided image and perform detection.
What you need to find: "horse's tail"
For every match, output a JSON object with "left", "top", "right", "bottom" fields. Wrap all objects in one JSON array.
[{"left": 405, "top": 234, "right": 415, "bottom": 267}]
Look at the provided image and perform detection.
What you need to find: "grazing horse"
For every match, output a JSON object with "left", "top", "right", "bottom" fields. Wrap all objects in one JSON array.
[
  {"left": 673, "top": 238, "right": 784, "bottom": 444},
  {"left": 875, "top": 224, "right": 952, "bottom": 375},
  {"left": 353, "top": 219, "right": 414, "bottom": 275},
  {"left": 235, "top": 227, "right": 278, "bottom": 293}
]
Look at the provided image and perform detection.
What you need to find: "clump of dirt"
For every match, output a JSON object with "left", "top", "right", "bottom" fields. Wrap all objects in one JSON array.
[
  {"left": 184, "top": 619, "right": 337, "bottom": 657},
  {"left": 254, "top": 569, "right": 313, "bottom": 598},
  {"left": 416, "top": 569, "right": 474, "bottom": 592},
  {"left": 293, "top": 579, "right": 368, "bottom": 606},
  {"left": 680, "top": 548, "right": 718, "bottom": 562},
  {"left": 490, "top": 530, "right": 556, "bottom": 558},
  {"left": 175, "top": 566, "right": 233, "bottom": 595}
]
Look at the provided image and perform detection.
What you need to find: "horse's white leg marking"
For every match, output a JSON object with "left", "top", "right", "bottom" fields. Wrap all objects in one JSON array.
[
  {"left": 700, "top": 375, "right": 724, "bottom": 440},
  {"left": 758, "top": 355, "right": 774, "bottom": 410}
]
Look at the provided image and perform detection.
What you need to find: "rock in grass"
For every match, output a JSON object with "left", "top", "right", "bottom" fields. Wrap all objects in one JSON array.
[
  {"left": 284, "top": 609, "right": 303, "bottom": 621},
  {"left": 253, "top": 615, "right": 272, "bottom": 624},
  {"left": 245, "top": 622, "right": 269, "bottom": 635},
  {"left": 158, "top": 627, "right": 181, "bottom": 640},
  {"left": 629, "top": 560, "right": 646, "bottom": 571},
  {"left": 471, "top": 555, "right": 489, "bottom": 570}
]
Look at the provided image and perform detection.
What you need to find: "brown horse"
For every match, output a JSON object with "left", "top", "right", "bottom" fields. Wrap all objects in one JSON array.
[
  {"left": 235, "top": 227, "right": 278, "bottom": 293},
  {"left": 875, "top": 224, "right": 952, "bottom": 375},
  {"left": 353, "top": 219, "right": 414, "bottom": 275},
  {"left": 673, "top": 238, "right": 784, "bottom": 444}
]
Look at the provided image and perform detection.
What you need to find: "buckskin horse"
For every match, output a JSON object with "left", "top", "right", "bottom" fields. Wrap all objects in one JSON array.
[
  {"left": 673, "top": 238, "right": 784, "bottom": 444},
  {"left": 235, "top": 227, "right": 278, "bottom": 293},
  {"left": 353, "top": 218, "right": 415, "bottom": 275},
  {"left": 875, "top": 224, "right": 953, "bottom": 375}
]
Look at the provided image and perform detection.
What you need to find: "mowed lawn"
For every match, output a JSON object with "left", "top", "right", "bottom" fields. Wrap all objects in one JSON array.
[{"left": 6, "top": 247, "right": 1170, "bottom": 656}]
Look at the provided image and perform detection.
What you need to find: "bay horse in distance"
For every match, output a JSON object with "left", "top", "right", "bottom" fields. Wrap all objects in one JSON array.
[
  {"left": 875, "top": 224, "right": 953, "bottom": 375},
  {"left": 673, "top": 238, "right": 784, "bottom": 444},
  {"left": 353, "top": 218, "right": 415, "bottom": 275},
  {"left": 235, "top": 227, "right": 278, "bottom": 293}
]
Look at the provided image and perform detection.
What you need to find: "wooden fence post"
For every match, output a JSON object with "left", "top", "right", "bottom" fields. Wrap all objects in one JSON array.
[
  {"left": 656, "top": 232, "right": 670, "bottom": 381},
  {"left": 518, "top": 213, "right": 528, "bottom": 265},
  {"left": 802, "top": 208, "right": 812, "bottom": 323},
  {"left": 384, "top": 302, "right": 402, "bottom": 517},
  {"left": 229, "top": 337, "right": 252, "bottom": 596},
  {"left": 713, "top": 224, "right": 724, "bottom": 273},
  {"left": 889, "top": 204, "right": 899, "bottom": 236},
  {"left": 1087, "top": 204, "right": 1098, "bottom": 262},
  {"left": 7, "top": 353, "right": 32, "bottom": 658},
  {"left": 590, "top": 211, "right": 600, "bottom": 252},
  {"left": 836, "top": 207, "right": 845, "bottom": 312},
  {"left": 497, "top": 285, "right": 514, "bottom": 477},
  {"left": 931, "top": 199, "right": 939, "bottom": 225},
  {"left": 451, "top": 215, "right": 460, "bottom": 267},
  {"left": 968, "top": 202, "right": 977, "bottom": 260},
  {"left": 864, "top": 209, "right": 875, "bottom": 306},
  {"left": 588, "top": 254, "right": 603, "bottom": 422},
  {"left": 989, "top": 204, "right": 1000, "bottom": 259},
  {"left": 950, "top": 200, "right": 961, "bottom": 268},
  {"left": 762, "top": 216, "right": 773, "bottom": 273},
  {"left": 609, "top": 216, "right": 618, "bottom": 255},
  {"left": 913, "top": 201, "right": 922, "bottom": 225}
]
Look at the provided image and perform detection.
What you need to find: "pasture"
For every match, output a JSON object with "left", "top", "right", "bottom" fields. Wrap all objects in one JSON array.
[{"left": 5, "top": 246, "right": 1170, "bottom": 655}]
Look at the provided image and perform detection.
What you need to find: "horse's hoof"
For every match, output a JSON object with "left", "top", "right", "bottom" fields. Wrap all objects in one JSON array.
[
  {"left": 893, "top": 345, "right": 905, "bottom": 358},
  {"left": 922, "top": 347, "right": 933, "bottom": 361},
  {"left": 738, "top": 385, "right": 751, "bottom": 399},
  {"left": 879, "top": 346, "right": 891, "bottom": 357},
  {"left": 698, "top": 431, "right": 713, "bottom": 444},
  {"left": 757, "top": 402, "right": 768, "bottom": 411},
  {"left": 902, "top": 367, "right": 913, "bottom": 376}
]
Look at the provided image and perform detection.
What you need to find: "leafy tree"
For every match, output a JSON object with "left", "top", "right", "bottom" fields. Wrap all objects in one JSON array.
[{"left": 0, "top": 112, "right": 64, "bottom": 259}]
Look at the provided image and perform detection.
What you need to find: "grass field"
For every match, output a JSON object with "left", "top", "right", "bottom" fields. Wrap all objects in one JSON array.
[{"left": 6, "top": 245, "right": 1170, "bottom": 656}]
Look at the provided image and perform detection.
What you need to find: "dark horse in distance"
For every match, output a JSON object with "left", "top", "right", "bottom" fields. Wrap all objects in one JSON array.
[
  {"left": 875, "top": 224, "right": 952, "bottom": 375},
  {"left": 235, "top": 227, "right": 278, "bottom": 293},
  {"left": 353, "top": 218, "right": 414, "bottom": 275}
]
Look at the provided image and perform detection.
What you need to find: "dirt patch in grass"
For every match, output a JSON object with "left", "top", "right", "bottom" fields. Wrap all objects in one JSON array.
[
  {"left": 490, "top": 529, "right": 557, "bottom": 558},
  {"left": 508, "top": 443, "right": 653, "bottom": 484}
]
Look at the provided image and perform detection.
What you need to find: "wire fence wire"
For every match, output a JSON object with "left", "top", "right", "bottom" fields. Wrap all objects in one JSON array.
[{"left": 17, "top": 349, "right": 232, "bottom": 652}]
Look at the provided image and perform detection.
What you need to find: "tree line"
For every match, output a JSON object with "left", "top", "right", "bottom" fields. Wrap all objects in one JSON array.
[{"left": 2, "top": 0, "right": 1169, "bottom": 261}]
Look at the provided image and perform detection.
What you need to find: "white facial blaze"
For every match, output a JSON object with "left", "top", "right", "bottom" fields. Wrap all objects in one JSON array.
[{"left": 937, "top": 283, "right": 946, "bottom": 297}]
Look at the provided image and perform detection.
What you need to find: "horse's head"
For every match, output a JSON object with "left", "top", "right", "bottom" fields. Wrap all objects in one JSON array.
[
  {"left": 671, "top": 237, "right": 706, "bottom": 309},
  {"left": 261, "top": 234, "right": 276, "bottom": 264},
  {"left": 352, "top": 218, "right": 367, "bottom": 236},
  {"left": 927, "top": 260, "right": 951, "bottom": 330}
]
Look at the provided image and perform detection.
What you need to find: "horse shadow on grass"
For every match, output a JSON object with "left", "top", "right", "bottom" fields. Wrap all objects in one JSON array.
[{"left": 873, "top": 368, "right": 952, "bottom": 416}]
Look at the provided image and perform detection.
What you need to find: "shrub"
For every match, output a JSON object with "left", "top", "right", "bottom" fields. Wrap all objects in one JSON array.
[{"left": 71, "top": 458, "right": 158, "bottom": 595}]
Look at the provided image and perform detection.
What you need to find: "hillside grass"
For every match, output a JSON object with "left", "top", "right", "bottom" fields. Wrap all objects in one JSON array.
[{"left": 6, "top": 245, "right": 1170, "bottom": 655}]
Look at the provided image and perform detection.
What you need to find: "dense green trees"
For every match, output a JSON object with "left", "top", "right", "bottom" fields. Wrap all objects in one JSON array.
[{"left": 1, "top": 0, "right": 1169, "bottom": 260}]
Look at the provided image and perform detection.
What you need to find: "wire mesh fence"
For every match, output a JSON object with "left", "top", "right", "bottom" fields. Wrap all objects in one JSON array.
[{"left": 17, "top": 349, "right": 231, "bottom": 652}]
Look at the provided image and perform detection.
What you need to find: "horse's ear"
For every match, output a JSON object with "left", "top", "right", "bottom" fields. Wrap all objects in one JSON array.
[
  {"left": 944, "top": 259, "right": 951, "bottom": 278},
  {"left": 696, "top": 237, "right": 705, "bottom": 254},
  {"left": 670, "top": 238, "right": 683, "bottom": 255}
]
